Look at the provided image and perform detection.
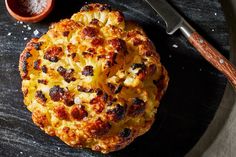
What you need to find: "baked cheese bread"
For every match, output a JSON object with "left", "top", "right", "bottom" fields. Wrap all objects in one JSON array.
[{"left": 19, "top": 3, "right": 169, "bottom": 153}]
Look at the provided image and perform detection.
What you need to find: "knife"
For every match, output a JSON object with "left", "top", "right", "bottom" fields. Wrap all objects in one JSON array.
[{"left": 144, "top": 0, "right": 236, "bottom": 89}]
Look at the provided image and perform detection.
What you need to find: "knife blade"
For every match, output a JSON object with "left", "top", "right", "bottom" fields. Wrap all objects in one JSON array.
[
  {"left": 144, "top": 0, "right": 194, "bottom": 36},
  {"left": 144, "top": 0, "right": 236, "bottom": 89}
]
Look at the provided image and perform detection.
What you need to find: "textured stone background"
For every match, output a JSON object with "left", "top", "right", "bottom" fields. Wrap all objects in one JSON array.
[{"left": 0, "top": 0, "right": 232, "bottom": 157}]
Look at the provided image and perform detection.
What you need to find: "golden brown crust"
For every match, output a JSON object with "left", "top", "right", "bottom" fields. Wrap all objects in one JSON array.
[{"left": 19, "top": 3, "right": 169, "bottom": 154}]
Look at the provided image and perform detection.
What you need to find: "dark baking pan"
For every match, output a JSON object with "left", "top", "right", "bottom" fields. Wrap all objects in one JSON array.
[{"left": 0, "top": 0, "right": 233, "bottom": 157}]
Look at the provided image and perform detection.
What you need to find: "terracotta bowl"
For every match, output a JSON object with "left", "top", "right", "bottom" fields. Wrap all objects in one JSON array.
[{"left": 5, "top": 0, "right": 55, "bottom": 23}]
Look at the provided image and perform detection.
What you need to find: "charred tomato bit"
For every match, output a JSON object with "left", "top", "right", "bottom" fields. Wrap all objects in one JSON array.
[
  {"left": 105, "top": 61, "right": 112, "bottom": 68},
  {"left": 127, "top": 30, "right": 142, "bottom": 38},
  {"left": 67, "top": 43, "right": 77, "bottom": 53},
  {"left": 90, "top": 96, "right": 105, "bottom": 113},
  {"left": 62, "top": 92, "right": 74, "bottom": 106},
  {"left": 41, "top": 65, "right": 47, "bottom": 73},
  {"left": 71, "top": 53, "right": 76, "bottom": 59},
  {"left": 54, "top": 106, "right": 68, "bottom": 120},
  {"left": 38, "top": 79, "right": 48, "bottom": 85},
  {"left": 120, "top": 128, "right": 132, "bottom": 138},
  {"left": 63, "top": 31, "right": 70, "bottom": 37},
  {"left": 132, "top": 38, "right": 143, "bottom": 46},
  {"left": 87, "top": 48, "right": 95, "bottom": 53},
  {"left": 82, "top": 65, "right": 94, "bottom": 76},
  {"left": 82, "top": 26, "right": 98, "bottom": 38},
  {"left": 57, "top": 66, "right": 76, "bottom": 83},
  {"left": 22, "top": 61, "right": 28, "bottom": 73},
  {"left": 25, "top": 52, "right": 32, "bottom": 58},
  {"left": 35, "top": 90, "right": 47, "bottom": 104},
  {"left": 49, "top": 85, "right": 64, "bottom": 102},
  {"left": 32, "top": 110, "right": 48, "bottom": 128},
  {"left": 44, "top": 46, "right": 63, "bottom": 62},
  {"left": 97, "top": 55, "right": 106, "bottom": 60},
  {"left": 108, "top": 38, "right": 127, "bottom": 53},
  {"left": 141, "top": 49, "right": 153, "bottom": 56},
  {"left": 128, "top": 98, "right": 146, "bottom": 117},
  {"left": 95, "top": 88, "right": 103, "bottom": 96},
  {"left": 71, "top": 105, "right": 88, "bottom": 120},
  {"left": 82, "top": 51, "right": 93, "bottom": 58},
  {"left": 90, "top": 19, "right": 100, "bottom": 25},
  {"left": 91, "top": 38, "right": 104, "bottom": 47},
  {"left": 102, "top": 93, "right": 108, "bottom": 102},
  {"left": 57, "top": 66, "right": 66, "bottom": 74},
  {"left": 107, "top": 97, "right": 117, "bottom": 106},
  {"left": 33, "top": 59, "right": 41, "bottom": 70},
  {"left": 77, "top": 85, "right": 94, "bottom": 93},
  {"left": 107, "top": 104, "right": 125, "bottom": 121},
  {"left": 88, "top": 118, "right": 111, "bottom": 137},
  {"left": 33, "top": 42, "right": 43, "bottom": 50},
  {"left": 44, "top": 56, "right": 58, "bottom": 62}
]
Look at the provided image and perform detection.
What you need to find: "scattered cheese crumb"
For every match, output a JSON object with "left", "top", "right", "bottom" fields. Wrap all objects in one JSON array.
[
  {"left": 27, "top": 26, "right": 32, "bottom": 30},
  {"left": 172, "top": 44, "right": 178, "bottom": 48},
  {"left": 214, "top": 13, "right": 217, "bottom": 16},
  {"left": 57, "top": 147, "right": 61, "bottom": 150},
  {"left": 7, "top": 32, "right": 12, "bottom": 36},
  {"left": 74, "top": 97, "right": 81, "bottom": 104},
  {"left": 22, "top": 31, "right": 24, "bottom": 33},
  {"left": 19, "top": 21, "right": 23, "bottom": 24},
  {"left": 33, "top": 29, "right": 40, "bottom": 36},
  {"left": 20, "top": 152, "right": 23, "bottom": 155},
  {"left": 24, "top": 37, "right": 28, "bottom": 40},
  {"left": 212, "top": 29, "right": 215, "bottom": 32}
]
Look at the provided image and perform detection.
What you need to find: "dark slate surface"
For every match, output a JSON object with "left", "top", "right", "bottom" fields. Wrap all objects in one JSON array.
[{"left": 0, "top": 0, "right": 230, "bottom": 157}]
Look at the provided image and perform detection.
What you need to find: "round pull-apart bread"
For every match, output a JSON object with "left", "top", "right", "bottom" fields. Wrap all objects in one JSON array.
[{"left": 19, "top": 3, "right": 169, "bottom": 153}]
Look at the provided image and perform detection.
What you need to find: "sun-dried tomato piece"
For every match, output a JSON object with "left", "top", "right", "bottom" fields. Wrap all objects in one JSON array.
[
  {"left": 33, "top": 59, "right": 41, "bottom": 70},
  {"left": 71, "top": 105, "right": 88, "bottom": 120},
  {"left": 44, "top": 46, "right": 63, "bottom": 62},
  {"left": 86, "top": 118, "right": 111, "bottom": 137},
  {"left": 128, "top": 98, "right": 146, "bottom": 117},
  {"left": 41, "top": 65, "right": 47, "bottom": 73},
  {"left": 49, "top": 86, "right": 64, "bottom": 102},
  {"left": 82, "top": 26, "right": 98, "bottom": 38},
  {"left": 82, "top": 65, "right": 94, "bottom": 76},
  {"left": 54, "top": 106, "right": 68, "bottom": 120},
  {"left": 35, "top": 90, "right": 47, "bottom": 104},
  {"left": 107, "top": 104, "right": 125, "bottom": 121}
]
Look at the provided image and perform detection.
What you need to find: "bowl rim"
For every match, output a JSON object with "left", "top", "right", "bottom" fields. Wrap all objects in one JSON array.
[{"left": 5, "top": 0, "right": 55, "bottom": 23}]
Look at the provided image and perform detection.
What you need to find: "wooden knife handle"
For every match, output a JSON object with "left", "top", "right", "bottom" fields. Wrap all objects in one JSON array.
[{"left": 188, "top": 31, "right": 236, "bottom": 88}]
